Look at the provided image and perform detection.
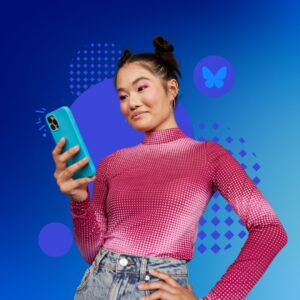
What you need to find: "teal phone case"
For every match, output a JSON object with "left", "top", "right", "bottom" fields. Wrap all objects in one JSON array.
[{"left": 45, "top": 106, "right": 96, "bottom": 179}]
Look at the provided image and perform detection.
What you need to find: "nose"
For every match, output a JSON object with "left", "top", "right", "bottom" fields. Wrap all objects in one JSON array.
[{"left": 127, "top": 93, "right": 141, "bottom": 110}]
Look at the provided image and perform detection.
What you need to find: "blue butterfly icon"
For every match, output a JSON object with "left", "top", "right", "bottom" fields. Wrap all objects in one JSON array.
[{"left": 202, "top": 66, "right": 227, "bottom": 89}]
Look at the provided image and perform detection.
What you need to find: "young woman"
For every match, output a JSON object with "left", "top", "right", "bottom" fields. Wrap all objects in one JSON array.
[{"left": 52, "top": 36, "right": 288, "bottom": 300}]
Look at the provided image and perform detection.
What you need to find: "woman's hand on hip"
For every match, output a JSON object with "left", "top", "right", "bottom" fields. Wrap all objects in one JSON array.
[{"left": 137, "top": 268, "right": 199, "bottom": 300}]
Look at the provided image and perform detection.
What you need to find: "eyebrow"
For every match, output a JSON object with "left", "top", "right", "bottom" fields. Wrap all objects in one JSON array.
[{"left": 117, "top": 76, "right": 150, "bottom": 92}]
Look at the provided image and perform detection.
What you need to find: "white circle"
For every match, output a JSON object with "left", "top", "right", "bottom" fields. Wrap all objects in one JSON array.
[{"left": 119, "top": 258, "right": 128, "bottom": 266}]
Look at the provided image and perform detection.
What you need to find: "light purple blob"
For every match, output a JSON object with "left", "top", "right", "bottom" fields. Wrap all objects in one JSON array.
[{"left": 38, "top": 222, "right": 73, "bottom": 257}]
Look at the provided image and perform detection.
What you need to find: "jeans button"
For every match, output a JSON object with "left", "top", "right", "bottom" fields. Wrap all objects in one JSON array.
[
  {"left": 145, "top": 275, "right": 150, "bottom": 281},
  {"left": 119, "top": 258, "right": 128, "bottom": 266}
]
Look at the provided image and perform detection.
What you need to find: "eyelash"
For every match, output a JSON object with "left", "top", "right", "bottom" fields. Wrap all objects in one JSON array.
[{"left": 119, "top": 85, "right": 148, "bottom": 100}]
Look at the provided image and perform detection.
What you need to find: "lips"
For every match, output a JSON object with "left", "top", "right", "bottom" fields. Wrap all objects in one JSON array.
[{"left": 131, "top": 111, "right": 148, "bottom": 119}]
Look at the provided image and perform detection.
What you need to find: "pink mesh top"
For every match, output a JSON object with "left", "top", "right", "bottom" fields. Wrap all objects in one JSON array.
[{"left": 69, "top": 127, "right": 288, "bottom": 299}]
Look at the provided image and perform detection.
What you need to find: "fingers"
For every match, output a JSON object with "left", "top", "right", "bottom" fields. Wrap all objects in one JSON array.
[
  {"left": 137, "top": 279, "right": 175, "bottom": 296},
  {"left": 59, "top": 175, "right": 96, "bottom": 194},
  {"left": 53, "top": 137, "right": 67, "bottom": 179},
  {"left": 52, "top": 137, "right": 66, "bottom": 161},
  {"left": 75, "top": 175, "right": 96, "bottom": 186},
  {"left": 52, "top": 137, "right": 82, "bottom": 178},
  {"left": 52, "top": 137, "right": 96, "bottom": 197},
  {"left": 59, "top": 156, "right": 90, "bottom": 182},
  {"left": 52, "top": 137, "right": 80, "bottom": 165},
  {"left": 137, "top": 269, "right": 181, "bottom": 297},
  {"left": 59, "top": 144, "right": 80, "bottom": 164},
  {"left": 148, "top": 269, "right": 179, "bottom": 287},
  {"left": 52, "top": 137, "right": 69, "bottom": 169}
]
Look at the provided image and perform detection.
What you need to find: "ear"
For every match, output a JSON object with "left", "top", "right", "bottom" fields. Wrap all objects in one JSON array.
[{"left": 167, "top": 79, "right": 179, "bottom": 101}]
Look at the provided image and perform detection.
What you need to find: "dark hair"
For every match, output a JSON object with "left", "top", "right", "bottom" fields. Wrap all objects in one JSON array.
[{"left": 114, "top": 36, "right": 182, "bottom": 110}]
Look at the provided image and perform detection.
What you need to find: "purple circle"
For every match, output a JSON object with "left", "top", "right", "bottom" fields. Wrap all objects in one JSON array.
[
  {"left": 193, "top": 55, "right": 235, "bottom": 97},
  {"left": 38, "top": 222, "right": 73, "bottom": 257}
]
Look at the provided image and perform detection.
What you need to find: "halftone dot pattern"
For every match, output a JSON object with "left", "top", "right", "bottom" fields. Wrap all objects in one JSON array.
[
  {"left": 196, "top": 122, "right": 261, "bottom": 254},
  {"left": 68, "top": 42, "right": 123, "bottom": 96},
  {"left": 202, "top": 131, "right": 287, "bottom": 300},
  {"left": 38, "top": 222, "right": 73, "bottom": 257}
]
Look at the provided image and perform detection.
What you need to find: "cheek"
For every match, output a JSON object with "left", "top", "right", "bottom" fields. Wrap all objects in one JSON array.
[
  {"left": 120, "top": 103, "right": 128, "bottom": 115},
  {"left": 142, "top": 90, "right": 160, "bottom": 106}
]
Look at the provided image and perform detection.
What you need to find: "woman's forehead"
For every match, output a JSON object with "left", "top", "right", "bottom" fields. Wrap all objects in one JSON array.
[
  {"left": 117, "top": 64, "right": 156, "bottom": 87},
  {"left": 120, "top": 62, "right": 152, "bottom": 77}
]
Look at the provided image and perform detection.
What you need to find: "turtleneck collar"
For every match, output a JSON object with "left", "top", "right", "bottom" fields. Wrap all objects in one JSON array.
[{"left": 141, "top": 127, "right": 188, "bottom": 145}]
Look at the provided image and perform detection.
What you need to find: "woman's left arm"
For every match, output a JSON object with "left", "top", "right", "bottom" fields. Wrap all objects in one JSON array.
[{"left": 202, "top": 141, "right": 288, "bottom": 300}]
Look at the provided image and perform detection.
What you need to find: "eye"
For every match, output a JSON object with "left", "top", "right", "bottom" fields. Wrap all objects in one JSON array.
[
  {"left": 119, "top": 85, "right": 147, "bottom": 101},
  {"left": 138, "top": 85, "right": 147, "bottom": 92}
]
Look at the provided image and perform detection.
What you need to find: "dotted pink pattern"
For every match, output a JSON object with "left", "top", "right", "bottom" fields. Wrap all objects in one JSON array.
[{"left": 69, "top": 127, "right": 288, "bottom": 299}]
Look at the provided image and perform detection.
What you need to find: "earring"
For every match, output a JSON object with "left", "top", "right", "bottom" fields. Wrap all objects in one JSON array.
[{"left": 173, "top": 89, "right": 179, "bottom": 108}]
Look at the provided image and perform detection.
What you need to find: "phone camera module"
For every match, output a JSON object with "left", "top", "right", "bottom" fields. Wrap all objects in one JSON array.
[{"left": 47, "top": 115, "right": 60, "bottom": 130}]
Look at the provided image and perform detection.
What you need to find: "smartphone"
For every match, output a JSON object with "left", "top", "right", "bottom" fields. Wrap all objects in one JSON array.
[{"left": 45, "top": 106, "right": 96, "bottom": 179}]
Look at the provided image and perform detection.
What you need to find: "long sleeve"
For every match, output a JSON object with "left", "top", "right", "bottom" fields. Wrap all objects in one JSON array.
[
  {"left": 69, "top": 157, "right": 109, "bottom": 265},
  {"left": 202, "top": 141, "right": 288, "bottom": 300}
]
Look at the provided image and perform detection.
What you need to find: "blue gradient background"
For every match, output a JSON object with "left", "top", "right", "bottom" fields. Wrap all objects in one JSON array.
[{"left": 2, "top": 0, "right": 299, "bottom": 299}]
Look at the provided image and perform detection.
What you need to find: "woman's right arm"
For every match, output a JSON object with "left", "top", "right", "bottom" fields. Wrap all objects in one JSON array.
[
  {"left": 52, "top": 136, "right": 108, "bottom": 265},
  {"left": 69, "top": 159, "right": 109, "bottom": 265}
]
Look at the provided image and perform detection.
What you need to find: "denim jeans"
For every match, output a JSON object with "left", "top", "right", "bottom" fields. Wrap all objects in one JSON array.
[{"left": 73, "top": 247, "right": 190, "bottom": 300}]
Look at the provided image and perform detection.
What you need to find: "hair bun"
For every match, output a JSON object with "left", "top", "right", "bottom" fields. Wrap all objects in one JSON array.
[
  {"left": 118, "top": 48, "right": 132, "bottom": 67},
  {"left": 153, "top": 36, "right": 174, "bottom": 55},
  {"left": 123, "top": 48, "right": 132, "bottom": 57}
]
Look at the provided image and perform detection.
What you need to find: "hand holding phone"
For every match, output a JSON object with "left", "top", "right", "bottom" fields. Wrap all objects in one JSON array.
[
  {"left": 46, "top": 106, "right": 97, "bottom": 201},
  {"left": 52, "top": 137, "right": 96, "bottom": 202}
]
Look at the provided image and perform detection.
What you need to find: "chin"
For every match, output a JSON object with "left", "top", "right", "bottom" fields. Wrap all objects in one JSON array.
[
  {"left": 131, "top": 123, "right": 152, "bottom": 132},
  {"left": 133, "top": 126, "right": 150, "bottom": 132}
]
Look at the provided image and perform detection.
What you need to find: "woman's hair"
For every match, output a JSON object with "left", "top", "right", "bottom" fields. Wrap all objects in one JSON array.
[{"left": 114, "top": 36, "right": 182, "bottom": 110}]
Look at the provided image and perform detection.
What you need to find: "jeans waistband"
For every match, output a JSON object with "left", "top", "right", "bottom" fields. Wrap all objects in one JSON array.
[{"left": 91, "top": 247, "right": 189, "bottom": 282}]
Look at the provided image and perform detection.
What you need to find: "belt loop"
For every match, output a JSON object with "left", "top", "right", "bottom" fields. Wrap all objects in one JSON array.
[
  {"left": 92, "top": 247, "right": 109, "bottom": 274},
  {"left": 139, "top": 257, "right": 148, "bottom": 282},
  {"left": 114, "top": 252, "right": 121, "bottom": 273}
]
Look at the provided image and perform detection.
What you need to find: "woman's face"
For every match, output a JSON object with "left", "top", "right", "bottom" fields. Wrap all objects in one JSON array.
[{"left": 116, "top": 62, "right": 179, "bottom": 132}]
